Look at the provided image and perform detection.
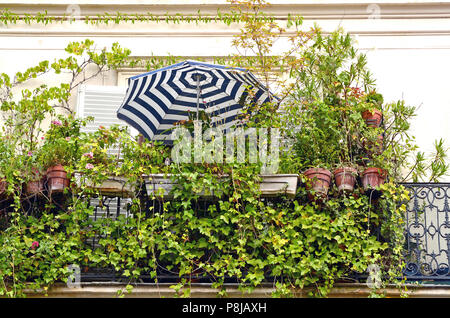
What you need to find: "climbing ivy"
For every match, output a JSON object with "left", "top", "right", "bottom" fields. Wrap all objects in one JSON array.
[{"left": 0, "top": 0, "right": 447, "bottom": 299}]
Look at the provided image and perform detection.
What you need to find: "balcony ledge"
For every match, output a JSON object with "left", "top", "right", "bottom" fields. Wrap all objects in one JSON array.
[{"left": 19, "top": 282, "right": 450, "bottom": 298}]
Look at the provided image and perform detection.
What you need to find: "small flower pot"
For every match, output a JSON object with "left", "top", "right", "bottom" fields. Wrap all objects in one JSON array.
[
  {"left": 334, "top": 167, "right": 357, "bottom": 192},
  {"left": 26, "top": 169, "right": 46, "bottom": 196},
  {"left": 26, "top": 178, "right": 46, "bottom": 196},
  {"left": 362, "top": 109, "right": 383, "bottom": 127},
  {"left": 362, "top": 167, "right": 385, "bottom": 191},
  {"left": 46, "top": 164, "right": 70, "bottom": 193},
  {"left": 303, "top": 168, "right": 332, "bottom": 196}
]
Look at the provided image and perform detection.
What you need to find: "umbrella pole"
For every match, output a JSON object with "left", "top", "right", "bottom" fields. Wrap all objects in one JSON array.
[{"left": 195, "top": 74, "right": 200, "bottom": 120}]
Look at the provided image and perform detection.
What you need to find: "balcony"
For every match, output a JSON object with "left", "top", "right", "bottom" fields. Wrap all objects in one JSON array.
[
  {"left": 3, "top": 179, "right": 450, "bottom": 294},
  {"left": 1, "top": 6, "right": 449, "bottom": 299}
]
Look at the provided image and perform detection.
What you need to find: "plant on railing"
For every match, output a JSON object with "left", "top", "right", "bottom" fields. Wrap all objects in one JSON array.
[{"left": 277, "top": 26, "right": 448, "bottom": 296}]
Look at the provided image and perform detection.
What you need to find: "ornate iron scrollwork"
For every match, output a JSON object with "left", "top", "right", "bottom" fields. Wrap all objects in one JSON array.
[{"left": 402, "top": 183, "right": 450, "bottom": 279}]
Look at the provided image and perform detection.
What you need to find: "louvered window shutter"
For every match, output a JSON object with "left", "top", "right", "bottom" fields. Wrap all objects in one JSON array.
[
  {"left": 76, "top": 84, "right": 138, "bottom": 135},
  {"left": 77, "top": 84, "right": 139, "bottom": 158},
  {"left": 76, "top": 84, "right": 135, "bottom": 221}
]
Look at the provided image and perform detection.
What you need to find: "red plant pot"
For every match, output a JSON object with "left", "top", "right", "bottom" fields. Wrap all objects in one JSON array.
[
  {"left": 334, "top": 167, "right": 357, "bottom": 192},
  {"left": 304, "top": 168, "right": 332, "bottom": 196},
  {"left": 362, "top": 109, "right": 383, "bottom": 127},
  {"left": 46, "top": 164, "right": 69, "bottom": 193},
  {"left": 26, "top": 178, "right": 46, "bottom": 195},
  {"left": 362, "top": 167, "right": 386, "bottom": 191}
]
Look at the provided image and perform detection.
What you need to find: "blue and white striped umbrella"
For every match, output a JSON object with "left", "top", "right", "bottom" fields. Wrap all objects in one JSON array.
[{"left": 117, "top": 60, "right": 274, "bottom": 142}]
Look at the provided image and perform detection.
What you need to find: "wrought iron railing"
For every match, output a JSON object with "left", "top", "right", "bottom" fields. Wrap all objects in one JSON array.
[
  {"left": 402, "top": 183, "right": 450, "bottom": 280},
  {"left": 2, "top": 182, "right": 450, "bottom": 282},
  {"left": 85, "top": 182, "right": 450, "bottom": 282}
]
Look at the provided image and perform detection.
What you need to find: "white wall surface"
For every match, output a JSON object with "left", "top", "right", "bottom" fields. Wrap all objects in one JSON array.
[{"left": 1, "top": 1, "right": 449, "bottom": 180}]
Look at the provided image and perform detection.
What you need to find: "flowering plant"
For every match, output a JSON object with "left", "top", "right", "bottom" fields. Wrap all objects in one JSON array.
[{"left": 37, "top": 115, "right": 87, "bottom": 169}]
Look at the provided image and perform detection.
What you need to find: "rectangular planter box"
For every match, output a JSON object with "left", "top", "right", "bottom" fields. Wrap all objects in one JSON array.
[
  {"left": 259, "top": 174, "right": 298, "bottom": 198},
  {"left": 144, "top": 174, "right": 298, "bottom": 199},
  {"left": 75, "top": 174, "right": 135, "bottom": 197}
]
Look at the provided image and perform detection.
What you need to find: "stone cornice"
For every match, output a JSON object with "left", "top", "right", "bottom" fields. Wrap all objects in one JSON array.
[
  {"left": 1, "top": 1, "right": 450, "bottom": 20},
  {"left": 2, "top": 1, "right": 450, "bottom": 38}
]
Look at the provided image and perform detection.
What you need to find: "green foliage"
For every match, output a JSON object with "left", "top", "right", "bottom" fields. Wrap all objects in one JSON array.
[
  {"left": 0, "top": 0, "right": 448, "bottom": 299},
  {"left": 38, "top": 115, "right": 88, "bottom": 168},
  {"left": 288, "top": 100, "right": 342, "bottom": 170}
]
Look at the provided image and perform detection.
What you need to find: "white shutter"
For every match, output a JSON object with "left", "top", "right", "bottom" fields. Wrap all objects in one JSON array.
[
  {"left": 76, "top": 84, "right": 136, "bottom": 220},
  {"left": 76, "top": 84, "right": 138, "bottom": 156},
  {"left": 76, "top": 84, "right": 138, "bottom": 135}
]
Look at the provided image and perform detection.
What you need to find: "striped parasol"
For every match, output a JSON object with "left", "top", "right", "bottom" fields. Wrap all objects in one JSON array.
[{"left": 117, "top": 60, "right": 275, "bottom": 143}]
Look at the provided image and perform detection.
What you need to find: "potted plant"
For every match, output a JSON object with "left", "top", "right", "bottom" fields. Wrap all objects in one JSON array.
[
  {"left": 363, "top": 134, "right": 384, "bottom": 158},
  {"left": 361, "top": 167, "right": 386, "bottom": 191},
  {"left": 333, "top": 164, "right": 358, "bottom": 192},
  {"left": 362, "top": 109, "right": 382, "bottom": 128},
  {"left": 41, "top": 144, "right": 72, "bottom": 193},
  {"left": 303, "top": 166, "right": 333, "bottom": 196},
  {"left": 73, "top": 126, "right": 142, "bottom": 196},
  {"left": 361, "top": 92, "right": 384, "bottom": 128},
  {"left": 21, "top": 147, "right": 46, "bottom": 196},
  {"left": 360, "top": 150, "right": 389, "bottom": 191},
  {"left": 37, "top": 117, "right": 83, "bottom": 193},
  {"left": 288, "top": 101, "right": 341, "bottom": 197},
  {"left": 25, "top": 167, "right": 46, "bottom": 196}
]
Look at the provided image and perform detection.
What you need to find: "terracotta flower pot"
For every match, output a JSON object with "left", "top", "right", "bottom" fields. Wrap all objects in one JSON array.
[
  {"left": 362, "top": 167, "right": 386, "bottom": 191},
  {"left": 304, "top": 168, "right": 332, "bottom": 196},
  {"left": 26, "top": 178, "right": 46, "bottom": 195},
  {"left": 334, "top": 167, "right": 357, "bottom": 192},
  {"left": 46, "top": 164, "right": 69, "bottom": 193},
  {"left": 26, "top": 168, "right": 46, "bottom": 195},
  {"left": 362, "top": 109, "right": 383, "bottom": 127}
]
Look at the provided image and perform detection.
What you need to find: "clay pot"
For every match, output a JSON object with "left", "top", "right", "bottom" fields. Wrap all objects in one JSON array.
[
  {"left": 362, "top": 167, "right": 386, "bottom": 191},
  {"left": 362, "top": 109, "right": 383, "bottom": 127},
  {"left": 334, "top": 167, "right": 357, "bottom": 192},
  {"left": 304, "top": 168, "right": 332, "bottom": 196},
  {"left": 46, "top": 164, "right": 70, "bottom": 193},
  {"left": 26, "top": 168, "right": 46, "bottom": 195},
  {"left": 26, "top": 178, "right": 45, "bottom": 195}
]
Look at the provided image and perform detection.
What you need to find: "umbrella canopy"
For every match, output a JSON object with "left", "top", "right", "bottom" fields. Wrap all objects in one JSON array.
[{"left": 117, "top": 60, "right": 274, "bottom": 143}]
